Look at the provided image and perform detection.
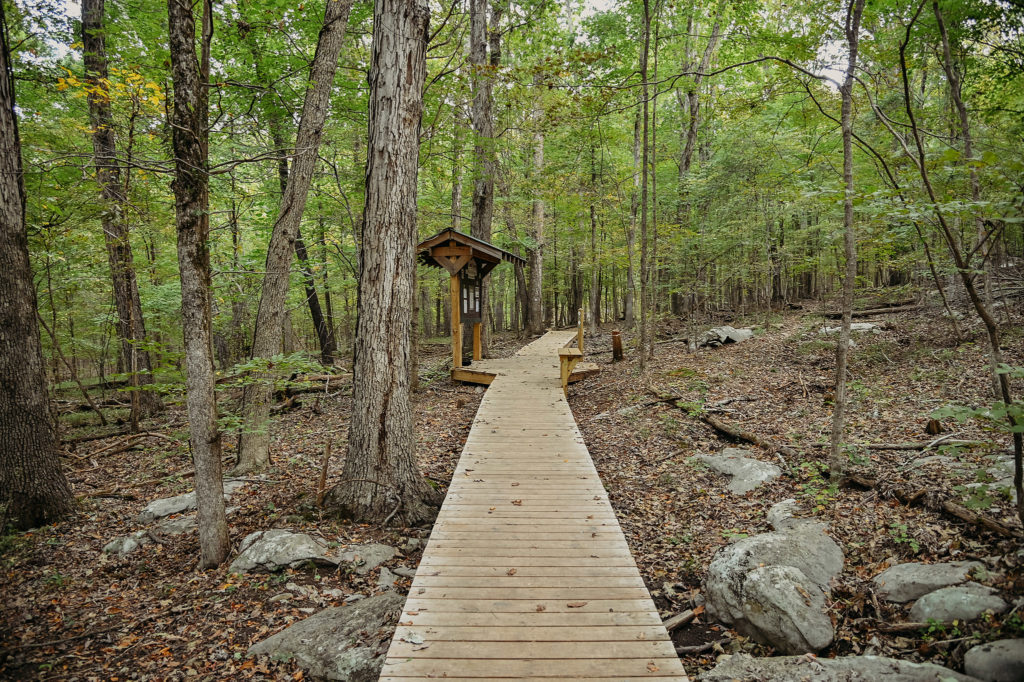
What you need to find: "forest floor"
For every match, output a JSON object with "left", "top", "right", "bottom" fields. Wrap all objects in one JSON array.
[{"left": 2, "top": 299, "right": 1023, "bottom": 680}]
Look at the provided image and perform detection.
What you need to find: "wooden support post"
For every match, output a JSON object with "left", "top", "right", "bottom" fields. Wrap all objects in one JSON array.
[
  {"left": 558, "top": 347, "right": 583, "bottom": 397},
  {"left": 577, "top": 307, "right": 584, "bottom": 352},
  {"left": 472, "top": 322, "right": 482, "bottom": 361},
  {"left": 450, "top": 273, "right": 461, "bottom": 369},
  {"left": 612, "top": 330, "right": 623, "bottom": 361}
]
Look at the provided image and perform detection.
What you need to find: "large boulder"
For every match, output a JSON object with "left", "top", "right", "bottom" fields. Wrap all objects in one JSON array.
[
  {"left": 231, "top": 530, "right": 338, "bottom": 573},
  {"left": 698, "top": 653, "right": 980, "bottom": 681},
  {"left": 705, "top": 521, "right": 843, "bottom": 654},
  {"left": 699, "top": 326, "right": 754, "bottom": 348},
  {"left": 873, "top": 561, "right": 985, "bottom": 603},
  {"left": 137, "top": 479, "right": 246, "bottom": 523},
  {"left": 693, "top": 449, "right": 781, "bottom": 494},
  {"left": 706, "top": 521, "right": 843, "bottom": 624},
  {"left": 739, "top": 565, "right": 833, "bottom": 653},
  {"left": 337, "top": 544, "right": 397, "bottom": 576},
  {"left": 964, "top": 639, "right": 1024, "bottom": 682},
  {"left": 248, "top": 592, "right": 404, "bottom": 681},
  {"left": 909, "top": 582, "right": 1008, "bottom": 624}
]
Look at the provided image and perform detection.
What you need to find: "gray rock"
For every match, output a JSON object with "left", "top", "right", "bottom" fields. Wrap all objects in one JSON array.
[
  {"left": 819, "top": 322, "right": 882, "bottom": 335},
  {"left": 910, "top": 582, "right": 1008, "bottom": 623},
  {"left": 103, "top": 531, "right": 149, "bottom": 556},
  {"left": 694, "top": 449, "right": 781, "bottom": 494},
  {"left": 377, "top": 566, "right": 398, "bottom": 590},
  {"left": 393, "top": 566, "right": 417, "bottom": 579},
  {"left": 739, "top": 565, "right": 833, "bottom": 653},
  {"left": 706, "top": 522, "right": 843, "bottom": 625},
  {"left": 156, "top": 515, "right": 197, "bottom": 536},
  {"left": 248, "top": 592, "right": 404, "bottom": 681},
  {"left": 699, "top": 326, "right": 754, "bottom": 348},
  {"left": 766, "top": 498, "right": 800, "bottom": 530},
  {"left": 698, "top": 653, "right": 980, "bottom": 681},
  {"left": 137, "top": 480, "right": 246, "bottom": 523},
  {"left": 338, "top": 544, "right": 397, "bottom": 575},
  {"left": 964, "top": 639, "right": 1024, "bottom": 682},
  {"left": 873, "top": 561, "right": 985, "bottom": 603},
  {"left": 230, "top": 530, "right": 337, "bottom": 573}
]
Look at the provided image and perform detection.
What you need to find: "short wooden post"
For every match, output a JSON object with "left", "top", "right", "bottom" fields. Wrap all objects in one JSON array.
[
  {"left": 611, "top": 330, "right": 623, "bottom": 361},
  {"left": 577, "top": 307, "right": 584, "bottom": 352},
  {"left": 472, "top": 322, "right": 482, "bottom": 361},
  {"left": 450, "top": 273, "right": 461, "bottom": 369},
  {"left": 558, "top": 347, "right": 583, "bottom": 397}
]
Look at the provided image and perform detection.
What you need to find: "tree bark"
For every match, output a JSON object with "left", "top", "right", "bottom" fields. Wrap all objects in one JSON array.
[
  {"left": 829, "top": 0, "right": 865, "bottom": 484},
  {"left": 325, "top": 0, "right": 440, "bottom": 525},
  {"left": 897, "top": 7, "right": 1023, "bottom": 527},
  {"left": 236, "top": 0, "right": 354, "bottom": 473},
  {"left": 625, "top": 103, "right": 639, "bottom": 329},
  {"left": 0, "top": 2, "right": 75, "bottom": 529},
  {"left": 527, "top": 75, "right": 545, "bottom": 336},
  {"left": 638, "top": 0, "right": 652, "bottom": 372},
  {"left": 81, "top": 0, "right": 162, "bottom": 421},
  {"left": 166, "top": 0, "right": 229, "bottom": 568},
  {"left": 468, "top": 0, "right": 500, "bottom": 356}
]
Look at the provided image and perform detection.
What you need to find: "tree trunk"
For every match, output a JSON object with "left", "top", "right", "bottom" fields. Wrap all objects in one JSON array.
[
  {"left": 897, "top": 7, "right": 1024, "bottom": 526},
  {"left": 236, "top": 0, "right": 354, "bottom": 473},
  {"left": 468, "top": 0, "right": 500, "bottom": 355},
  {"left": 638, "top": 0, "right": 652, "bottom": 372},
  {"left": 166, "top": 0, "right": 229, "bottom": 568},
  {"left": 527, "top": 76, "right": 545, "bottom": 336},
  {"left": 81, "top": 0, "right": 162, "bottom": 421},
  {"left": 0, "top": 4, "right": 74, "bottom": 529},
  {"left": 933, "top": 1, "right": 995, "bottom": 395},
  {"left": 625, "top": 103, "right": 639, "bottom": 329},
  {"left": 829, "top": 0, "right": 865, "bottom": 484},
  {"left": 325, "top": 0, "right": 440, "bottom": 525}
]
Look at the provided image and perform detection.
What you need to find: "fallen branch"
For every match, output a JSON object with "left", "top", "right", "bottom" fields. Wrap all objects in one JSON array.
[
  {"left": 823, "top": 302, "right": 918, "bottom": 318},
  {"left": 676, "top": 637, "right": 729, "bottom": 655},
  {"left": 808, "top": 439, "right": 987, "bottom": 451},
  {"left": 700, "top": 413, "right": 801, "bottom": 461},
  {"left": 844, "top": 474, "right": 1018, "bottom": 538},
  {"left": 662, "top": 609, "right": 697, "bottom": 633}
]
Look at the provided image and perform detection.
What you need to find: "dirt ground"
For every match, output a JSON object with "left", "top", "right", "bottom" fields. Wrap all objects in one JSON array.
[{"left": 1, "top": 301, "right": 1022, "bottom": 680}]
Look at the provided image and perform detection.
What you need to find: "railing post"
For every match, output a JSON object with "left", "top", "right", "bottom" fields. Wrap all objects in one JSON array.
[
  {"left": 577, "top": 307, "right": 584, "bottom": 352},
  {"left": 450, "top": 273, "right": 461, "bottom": 369}
]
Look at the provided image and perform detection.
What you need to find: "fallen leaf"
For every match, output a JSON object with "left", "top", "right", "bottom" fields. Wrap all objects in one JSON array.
[
  {"left": 536, "top": 604, "right": 546, "bottom": 612},
  {"left": 647, "top": 663, "right": 659, "bottom": 672},
  {"left": 511, "top": 499, "right": 522, "bottom": 506},
  {"left": 567, "top": 601, "right": 587, "bottom": 608},
  {"left": 507, "top": 568, "right": 517, "bottom": 575}
]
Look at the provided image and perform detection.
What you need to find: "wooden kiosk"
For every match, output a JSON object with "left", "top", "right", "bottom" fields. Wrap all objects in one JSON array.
[{"left": 417, "top": 229, "right": 526, "bottom": 373}]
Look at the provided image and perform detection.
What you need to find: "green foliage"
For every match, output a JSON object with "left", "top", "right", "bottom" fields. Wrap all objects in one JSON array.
[
  {"left": 888, "top": 522, "right": 921, "bottom": 554},
  {"left": 933, "top": 365, "right": 1024, "bottom": 434}
]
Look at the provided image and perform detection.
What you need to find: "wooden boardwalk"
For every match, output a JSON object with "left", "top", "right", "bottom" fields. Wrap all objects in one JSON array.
[{"left": 380, "top": 332, "right": 688, "bottom": 681}]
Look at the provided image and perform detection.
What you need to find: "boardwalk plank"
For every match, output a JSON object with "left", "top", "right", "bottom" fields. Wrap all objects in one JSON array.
[{"left": 381, "top": 332, "right": 686, "bottom": 681}]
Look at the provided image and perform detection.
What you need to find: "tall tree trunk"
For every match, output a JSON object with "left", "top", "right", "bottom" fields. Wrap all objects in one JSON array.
[
  {"left": 527, "top": 76, "right": 545, "bottom": 335},
  {"left": 260, "top": 109, "right": 337, "bottom": 365},
  {"left": 588, "top": 147, "right": 599, "bottom": 336},
  {"left": 452, "top": 95, "right": 464, "bottom": 230},
  {"left": 81, "top": 0, "right": 162, "bottom": 421},
  {"left": 638, "top": 0, "right": 652, "bottom": 372},
  {"left": 933, "top": 1, "right": 995, "bottom": 395},
  {"left": 829, "top": 0, "right": 866, "bottom": 484},
  {"left": 898, "top": 5, "right": 1023, "bottom": 526},
  {"left": 625, "top": 101, "right": 639, "bottom": 329},
  {"left": 236, "top": 0, "right": 354, "bottom": 473},
  {"left": 326, "top": 0, "right": 440, "bottom": 525},
  {"left": 468, "top": 0, "right": 499, "bottom": 355},
  {"left": 166, "top": 0, "right": 229, "bottom": 567},
  {"left": 0, "top": 2, "right": 74, "bottom": 529}
]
